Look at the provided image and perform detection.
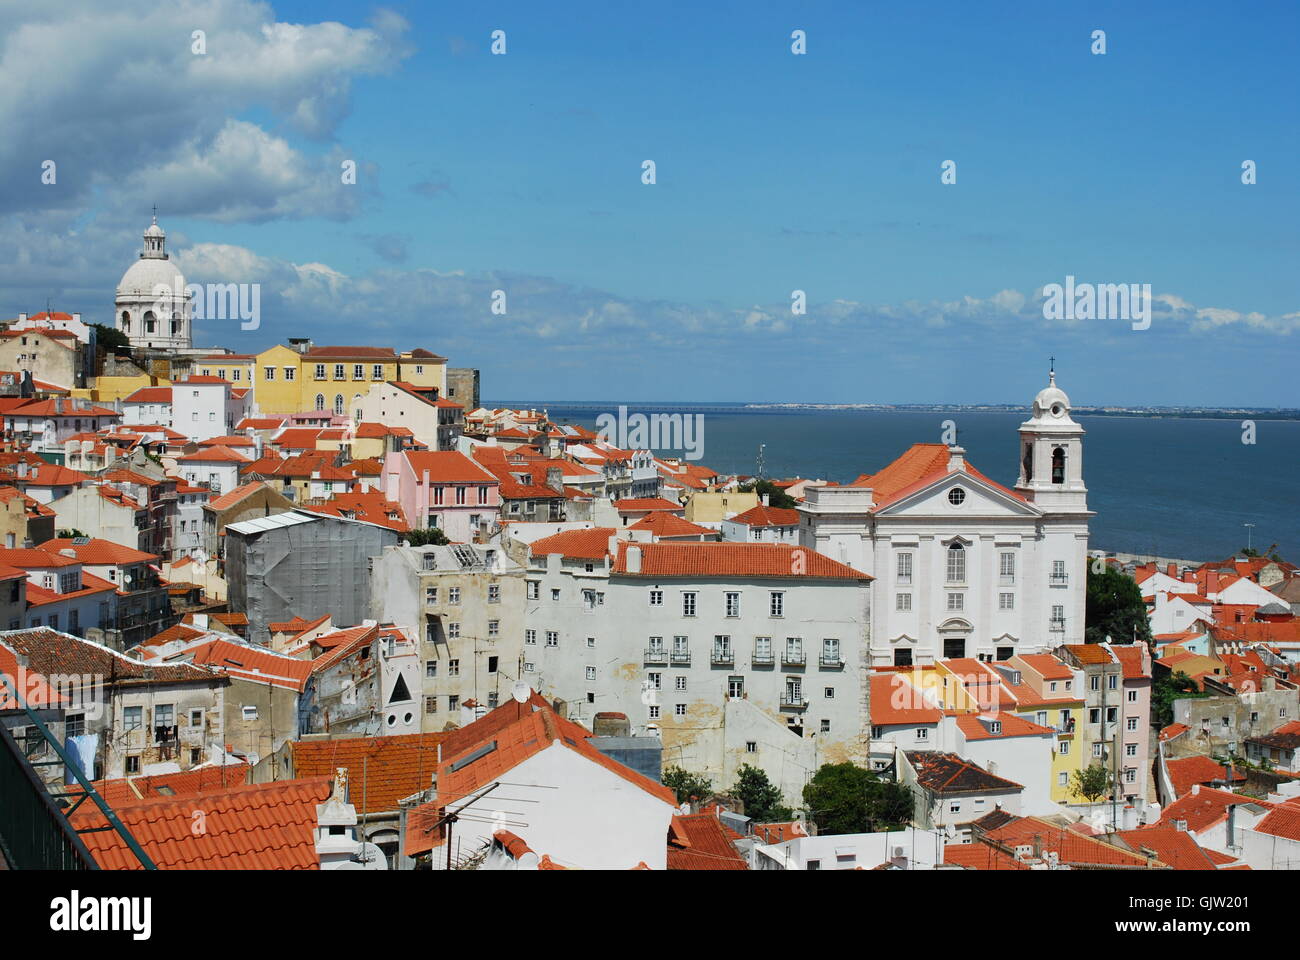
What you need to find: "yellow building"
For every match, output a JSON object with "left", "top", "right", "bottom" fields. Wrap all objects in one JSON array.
[
  {"left": 78, "top": 374, "right": 169, "bottom": 404},
  {"left": 683, "top": 490, "right": 759, "bottom": 523},
  {"left": 194, "top": 353, "right": 256, "bottom": 388}
]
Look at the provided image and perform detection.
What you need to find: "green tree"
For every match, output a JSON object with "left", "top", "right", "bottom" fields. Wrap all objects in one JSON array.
[
  {"left": 737, "top": 479, "right": 797, "bottom": 510},
  {"left": 729, "top": 763, "right": 793, "bottom": 823},
  {"left": 1071, "top": 762, "right": 1113, "bottom": 803},
  {"left": 1085, "top": 565, "right": 1152, "bottom": 646},
  {"left": 57, "top": 529, "right": 88, "bottom": 539},
  {"left": 1152, "top": 670, "right": 1205, "bottom": 727},
  {"left": 406, "top": 527, "right": 450, "bottom": 547},
  {"left": 91, "top": 322, "right": 131, "bottom": 356},
  {"left": 801, "top": 762, "right": 914, "bottom": 835},
  {"left": 662, "top": 766, "right": 713, "bottom": 804}
]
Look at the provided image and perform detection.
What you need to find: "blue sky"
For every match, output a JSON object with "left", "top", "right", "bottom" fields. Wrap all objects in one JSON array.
[{"left": 1, "top": 0, "right": 1296, "bottom": 405}]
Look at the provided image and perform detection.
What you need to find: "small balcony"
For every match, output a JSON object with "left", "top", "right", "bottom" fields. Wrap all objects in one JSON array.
[
  {"left": 752, "top": 652, "right": 775, "bottom": 667},
  {"left": 819, "top": 654, "right": 844, "bottom": 669},
  {"left": 644, "top": 648, "right": 668, "bottom": 665},
  {"left": 780, "top": 694, "right": 807, "bottom": 711},
  {"left": 1049, "top": 618, "right": 1066, "bottom": 632},
  {"left": 781, "top": 650, "right": 805, "bottom": 667},
  {"left": 1055, "top": 722, "right": 1076, "bottom": 738},
  {"left": 710, "top": 649, "right": 734, "bottom": 667},
  {"left": 670, "top": 650, "right": 691, "bottom": 666},
  {"left": 1050, "top": 574, "right": 1069, "bottom": 587}
]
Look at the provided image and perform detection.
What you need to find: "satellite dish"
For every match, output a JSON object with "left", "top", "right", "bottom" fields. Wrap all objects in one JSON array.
[{"left": 511, "top": 681, "right": 531, "bottom": 704}]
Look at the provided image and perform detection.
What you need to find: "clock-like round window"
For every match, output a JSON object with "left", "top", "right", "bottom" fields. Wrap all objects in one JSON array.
[
  {"left": 1050, "top": 402, "right": 1064, "bottom": 417},
  {"left": 948, "top": 488, "right": 966, "bottom": 506}
]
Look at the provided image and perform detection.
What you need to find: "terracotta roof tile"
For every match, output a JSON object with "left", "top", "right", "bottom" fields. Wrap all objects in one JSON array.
[
  {"left": 291, "top": 732, "right": 450, "bottom": 815},
  {"left": 667, "top": 813, "right": 748, "bottom": 870},
  {"left": 613, "top": 541, "right": 869, "bottom": 581}
]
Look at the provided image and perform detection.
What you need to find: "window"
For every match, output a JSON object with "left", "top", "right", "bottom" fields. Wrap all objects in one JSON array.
[
  {"left": 551, "top": 588, "right": 560, "bottom": 601},
  {"left": 1089, "top": 708, "right": 1101, "bottom": 724},
  {"left": 354, "top": 364, "right": 365, "bottom": 380},
  {"left": 649, "top": 589, "right": 663, "bottom": 606},
  {"left": 822, "top": 638, "right": 840, "bottom": 664},
  {"left": 647, "top": 672, "right": 662, "bottom": 690},
  {"left": 746, "top": 741, "right": 757, "bottom": 753},
  {"left": 123, "top": 706, "right": 142, "bottom": 731},
  {"left": 1058, "top": 772, "right": 1069, "bottom": 787},
  {"left": 1051, "top": 560, "right": 1067, "bottom": 584},
  {"left": 546, "top": 631, "right": 558, "bottom": 647},
  {"left": 896, "top": 593, "right": 912, "bottom": 611},
  {"left": 1000, "top": 551, "right": 1015, "bottom": 582},
  {"left": 1090, "top": 675, "right": 1100, "bottom": 691},
  {"left": 1127, "top": 689, "right": 1138, "bottom": 703},
  {"left": 315, "top": 394, "right": 325, "bottom": 411},
  {"left": 648, "top": 705, "right": 660, "bottom": 719},
  {"left": 947, "top": 592, "right": 964, "bottom": 611},
  {"left": 524, "top": 662, "right": 535, "bottom": 673},
  {"left": 449, "top": 587, "right": 460, "bottom": 604},
  {"left": 586, "top": 666, "right": 597, "bottom": 681},
  {"left": 334, "top": 395, "right": 344, "bottom": 415},
  {"left": 999, "top": 592, "right": 1014, "bottom": 610},
  {"left": 335, "top": 364, "right": 345, "bottom": 380},
  {"left": 1093, "top": 743, "right": 1105, "bottom": 758},
  {"left": 426, "top": 586, "right": 438, "bottom": 604},
  {"left": 947, "top": 487, "right": 966, "bottom": 506},
  {"left": 682, "top": 592, "right": 696, "bottom": 617},
  {"left": 946, "top": 542, "right": 965, "bottom": 582},
  {"left": 675, "top": 704, "right": 687, "bottom": 717},
  {"left": 894, "top": 648, "right": 913, "bottom": 667},
  {"left": 125, "top": 755, "right": 140, "bottom": 775},
  {"left": 1052, "top": 447, "right": 1065, "bottom": 484},
  {"left": 525, "top": 629, "right": 536, "bottom": 645},
  {"left": 448, "top": 623, "right": 460, "bottom": 639},
  {"left": 916, "top": 727, "right": 929, "bottom": 740},
  {"left": 1107, "top": 674, "right": 1118, "bottom": 690},
  {"left": 264, "top": 366, "right": 275, "bottom": 380},
  {"left": 315, "top": 363, "right": 326, "bottom": 379},
  {"left": 728, "top": 676, "right": 744, "bottom": 699},
  {"left": 1125, "top": 743, "right": 1137, "bottom": 757},
  {"left": 824, "top": 687, "right": 835, "bottom": 699},
  {"left": 1058, "top": 740, "right": 1070, "bottom": 755},
  {"left": 1124, "top": 768, "right": 1137, "bottom": 784},
  {"left": 231, "top": 368, "right": 241, "bottom": 381},
  {"left": 426, "top": 660, "right": 438, "bottom": 678},
  {"left": 725, "top": 592, "right": 740, "bottom": 617},
  {"left": 488, "top": 620, "right": 499, "bottom": 637},
  {"left": 648, "top": 636, "right": 665, "bottom": 655},
  {"left": 807, "top": 860, "right": 821, "bottom": 871},
  {"left": 449, "top": 695, "right": 460, "bottom": 712},
  {"left": 1106, "top": 707, "right": 1118, "bottom": 722},
  {"left": 426, "top": 696, "right": 438, "bottom": 714},
  {"left": 448, "top": 659, "right": 460, "bottom": 677},
  {"left": 527, "top": 581, "right": 539, "bottom": 600},
  {"left": 488, "top": 584, "right": 500, "bottom": 604},
  {"left": 897, "top": 552, "right": 912, "bottom": 583},
  {"left": 770, "top": 592, "right": 784, "bottom": 617},
  {"left": 153, "top": 705, "right": 174, "bottom": 743},
  {"left": 284, "top": 367, "right": 295, "bottom": 381},
  {"left": 373, "top": 364, "right": 384, "bottom": 380},
  {"left": 587, "top": 637, "right": 595, "bottom": 648},
  {"left": 1050, "top": 604, "right": 1065, "bottom": 629},
  {"left": 242, "top": 705, "right": 258, "bottom": 721}
]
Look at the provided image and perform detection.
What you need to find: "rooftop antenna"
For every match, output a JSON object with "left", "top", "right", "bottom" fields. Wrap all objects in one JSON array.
[{"left": 756, "top": 443, "right": 765, "bottom": 480}]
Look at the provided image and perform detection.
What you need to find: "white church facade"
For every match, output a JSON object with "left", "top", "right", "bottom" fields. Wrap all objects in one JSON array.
[
  {"left": 798, "top": 372, "right": 1091, "bottom": 666},
  {"left": 115, "top": 214, "right": 194, "bottom": 351}
]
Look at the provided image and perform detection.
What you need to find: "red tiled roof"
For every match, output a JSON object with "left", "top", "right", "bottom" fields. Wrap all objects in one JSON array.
[
  {"left": 614, "top": 497, "right": 682, "bottom": 512},
  {"left": 1114, "top": 826, "right": 1223, "bottom": 869},
  {"left": 751, "top": 821, "right": 810, "bottom": 844},
  {"left": 530, "top": 527, "right": 617, "bottom": 561},
  {"left": 24, "top": 571, "right": 118, "bottom": 607},
  {"left": 1111, "top": 644, "right": 1150, "bottom": 679},
  {"left": 869, "top": 673, "right": 943, "bottom": 726},
  {"left": 956, "top": 712, "right": 1054, "bottom": 740},
  {"left": 303, "top": 492, "right": 408, "bottom": 532},
  {"left": 291, "top": 732, "right": 449, "bottom": 815},
  {"left": 613, "top": 541, "right": 869, "bottom": 580},
  {"left": 19, "top": 463, "right": 92, "bottom": 487},
  {"left": 1165, "top": 755, "right": 1248, "bottom": 799},
  {"left": 1158, "top": 786, "right": 1273, "bottom": 834},
  {"left": 72, "top": 777, "right": 332, "bottom": 869},
  {"left": 90, "top": 761, "right": 251, "bottom": 806},
  {"left": 627, "top": 513, "right": 715, "bottom": 538},
  {"left": 168, "top": 639, "right": 313, "bottom": 692},
  {"left": 1160, "top": 723, "right": 1191, "bottom": 742},
  {"left": 1061, "top": 643, "right": 1116, "bottom": 666},
  {"left": 980, "top": 816, "right": 1155, "bottom": 867},
  {"left": 943, "top": 841, "right": 1029, "bottom": 870},
  {"left": 176, "top": 445, "right": 250, "bottom": 463},
  {"left": 37, "top": 537, "right": 158, "bottom": 565},
  {"left": 207, "top": 480, "right": 275, "bottom": 512},
  {"left": 667, "top": 813, "right": 748, "bottom": 870},
  {"left": 405, "top": 450, "right": 498, "bottom": 483},
  {"left": 1, "top": 628, "right": 218, "bottom": 688},
  {"left": 123, "top": 386, "right": 172, "bottom": 404},
  {"left": 1254, "top": 804, "right": 1300, "bottom": 842},
  {"left": 304, "top": 345, "right": 397, "bottom": 359},
  {"left": 727, "top": 504, "right": 800, "bottom": 527}
]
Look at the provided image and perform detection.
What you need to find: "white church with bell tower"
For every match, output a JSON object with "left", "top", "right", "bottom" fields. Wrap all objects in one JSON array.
[{"left": 797, "top": 366, "right": 1092, "bottom": 667}]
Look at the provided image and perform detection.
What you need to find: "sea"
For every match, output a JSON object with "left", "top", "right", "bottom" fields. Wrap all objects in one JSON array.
[{"left": 487, "top": 402, "right": 1299, "bottom": 564}]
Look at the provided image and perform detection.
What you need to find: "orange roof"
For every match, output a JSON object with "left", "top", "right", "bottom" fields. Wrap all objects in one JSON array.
[
  {"left": 1160, "top": 723, "right": 1190, "bottom": 742},
  {"left": 530, "top": 527, "right": 617, "bottom": 561},
  {"left": 37, "top": 537, "right": 158, "bottom": 565},
  {"left": 1111, "top": 644, "right": 1150, "bottom": 679},
  {"left": 727, "top": 504, "right": 801, "bottom": 527},
  {"left": 849, "top": 443, "right": 950, "bottom": 499},
  {"left": 25, "top": 571, "right": 118, "bottom": 606},
  {"left": 667, "top": 813, "right": 748, "bottom": 870},
  {"left": 1061, "top": 644, "right": 1116, "bottom": 666},
  {"left": 943, "top": 841, "right": 1029, "bottom": 870},
  {"left": 20, "top": 463, "right": 92, "bottom": 487},
  {"left": 627, "top": 512, "right": 716, "bottom": 538},
  {"left": 981, "top": 816, "right": 1155, "bottom": 867},
  {"left": 1159, "top": 786, "right": 1272, "bottom": 834},
  {"left": 90, "top": 761, "right": 251, "bottom": 806},
  {"left": 404, "top": 450, "right": 498, "bottom": 484},
  {"left": 1254, "top": 804, "right": 1300, "bottom": 843},
  {"left": 0, "top": 640, "right": 68, "bottom": 709},
  {"left": 1114, "top": 826, "right": 1225, "bottom": 870},
  {"left": 613, "top": 541, "right": 868, "bottom": 580},
  {"left": 176, "top": 445, "right": 250, "bottom": 463},
  {"left": 291, "top": 732, "right": 449, "bottom": 815},
  {"left": 956, "top": 712, "right": 1054, "bottom": 740},
  {"left": 303, "top": 492, "right": 409, "bottom": 532},
  {"left": 1165, "top": 756, "right": 1247, "bottom": 799},
  {"left": 269, "top": 614, "right": 329, "bottom": 635},
  {"left": 197, "top": 435, "right": 257, "bottom": 448},
  {"left": 206, "top": 480, "right": 274, "bottom": 511},
  {"left": 869, "top": 673, "right": 943, "bottom": 725},
  {"left": 168, "top": 639, "right": 313, "bottom": 692},
  {"left": 8, "top": 398, "right": 118, "bottom": 417},
  {"left": 271, "top": 428, "right": 324, "bottom": 450},
  {"left": 71, "top": 777, "right": 332, "bottom": 870},
  {"left": 237, "top": 417, "right": 286, "bottom": 430},
  {"left": 614, "top": 497, "right": 683, "bottom": 512},
  {"left": 123, "top": 386, "right": 172, "bottom": 404}
]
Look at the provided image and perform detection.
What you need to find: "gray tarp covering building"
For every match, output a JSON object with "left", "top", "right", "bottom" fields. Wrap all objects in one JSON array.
[{"left": 225, "top": 510, "right": 400, "bottom": 642}]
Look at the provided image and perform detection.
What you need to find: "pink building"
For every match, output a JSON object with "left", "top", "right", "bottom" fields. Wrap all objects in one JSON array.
[
  {"left": 382, "top": 451, "right": 500, "bottom": 543},
  {"left": 1109, "top": 642, "right": 1153, "bottom": 804}
]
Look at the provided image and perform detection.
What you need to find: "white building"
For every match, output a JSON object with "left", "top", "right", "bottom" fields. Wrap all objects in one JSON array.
[
  {"left": 721, "top": 503, "right": 801, "bottom": 544},
  {"left": 121, "top": 385, "right": 173, "bottom": 428},
  {"left": 514, "top": 530, "right": 872, "bottom": 802},
  {"left": 172, "top": 375, "right": 237, "bottom": 441},
  {"left": 115, "top": 214, "right": 193, "bottom": 351},
  {"left": 798, "top": 372, "right": 1091, "bottom": 666}
]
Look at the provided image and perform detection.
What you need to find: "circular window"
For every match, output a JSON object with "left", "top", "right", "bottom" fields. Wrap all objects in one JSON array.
[
  {"left": 404, "top": 712, "right": 413, "bottom": 725},
  {"left": 948, "top": 488, "right": 966, "bottom": 506},
  {"left": 386, "top": 714, "right": 396, "bottom": 727},
  {"left": 1050, "top": 403, "right": 1064, "bottom": 417}
]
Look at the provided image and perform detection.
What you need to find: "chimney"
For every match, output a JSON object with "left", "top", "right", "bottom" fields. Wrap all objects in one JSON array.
[
  {"left": 761, "top": 493, "right": 769, "bottom": 507},
  {"left": 546, "top": 467, "right": 563, "bottom": 492},
  {"left": 55, "top": 397, "right": 63, "bottom": 414},
  {"left": 1167, "top": 563, "right": 1177, "bottom": 578},
  {"left": 607, "top": 534, "right": 618, "bottom": 558},
  {"left": 947, "top": 445, "right": 966, "bottom": 471},
  {"left": 1174, "top": 819, "right": 1187, "bottom": 832},
  {"left": 626, "top": 545, "right": 642, "bottom": 574},
  {"left": 1207, "top": 571, "right": 1220, "bottom": 596},
  {"left": 17, "top": 313, "right": 26, "bottom": 322},
  {"left": 1191, "top": 783, "right": 1201, "bottom": 796},
  {"left": 1122, "top": 804, "right": 1138, "bottom": 830},
  {"left": 72, "top": 313, "right": 80, "bottom": 323}
]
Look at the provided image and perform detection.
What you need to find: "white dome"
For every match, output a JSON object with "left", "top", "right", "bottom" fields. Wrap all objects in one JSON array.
[
  {"left": 117, "top": 257, "right": 185, "bottom": 298},
  {"left": 1033, "top": 371, "right": 1070, "bottom": 417}
]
